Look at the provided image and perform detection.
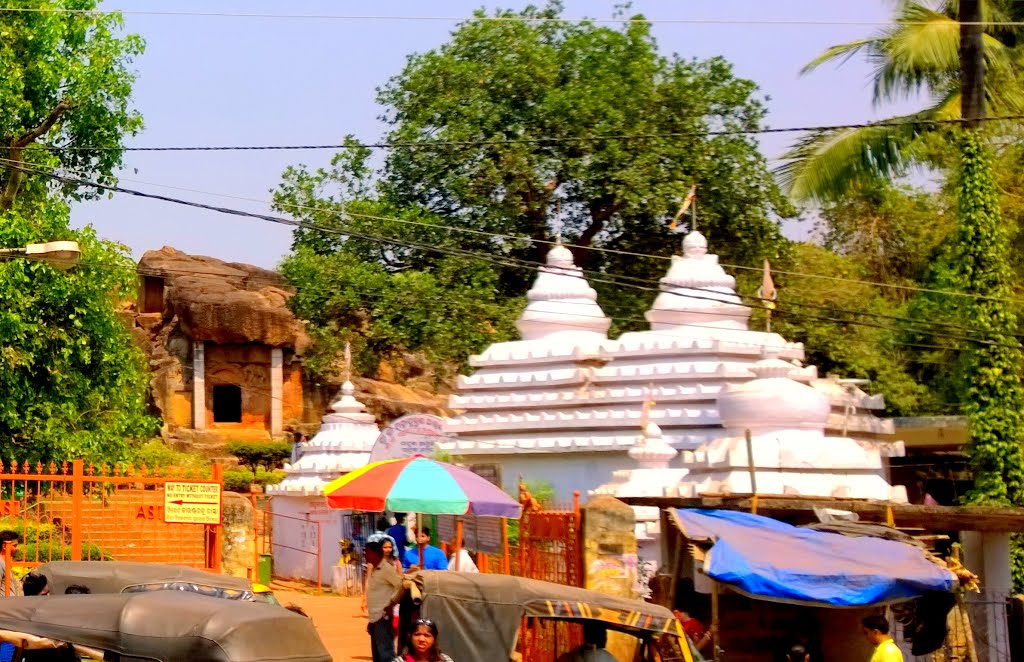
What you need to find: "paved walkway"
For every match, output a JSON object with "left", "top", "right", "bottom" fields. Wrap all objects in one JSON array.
[{"left": 273, "top": 587, "right": 372, "bottom": 662}]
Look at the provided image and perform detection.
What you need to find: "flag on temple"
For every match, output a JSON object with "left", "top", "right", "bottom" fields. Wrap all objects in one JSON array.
[{"left": 669, "top": 186, "right": 697, "bottom": 232}]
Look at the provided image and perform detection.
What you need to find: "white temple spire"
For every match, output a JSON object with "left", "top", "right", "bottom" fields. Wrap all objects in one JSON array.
[{"left": 515, "top": 242, "right": 610, "bottom": 342}]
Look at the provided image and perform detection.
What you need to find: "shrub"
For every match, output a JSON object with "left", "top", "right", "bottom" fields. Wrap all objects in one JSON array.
[
  {"left": 225, "top": 442, "right": 292, "bottom": 481},
  {"left": 223, "top": 468, "right": 286, "bottom": 493},
  {"left": 129, "top": 439, "right": 210, "bottom": 476},
  {"left": 0, "top": 520, "right": 110, "bottom": 564}
]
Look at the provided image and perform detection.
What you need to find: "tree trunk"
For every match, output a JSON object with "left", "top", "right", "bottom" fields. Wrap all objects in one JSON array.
[{"left": 960, "top": 0, "right": 986, "bottom": 128}]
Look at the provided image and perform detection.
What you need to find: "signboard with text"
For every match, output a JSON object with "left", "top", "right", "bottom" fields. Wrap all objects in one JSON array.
[
  {"left": 163, "top": 481, "right": 222, "bottom": 525},
  {"left": 368, "top": 414, "right": 445, "bottom": 463}
]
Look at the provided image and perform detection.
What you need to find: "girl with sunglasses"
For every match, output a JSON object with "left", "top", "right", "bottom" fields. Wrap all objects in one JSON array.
[{"left": 393, "top": 619, "right": 454, "bottom": 662}]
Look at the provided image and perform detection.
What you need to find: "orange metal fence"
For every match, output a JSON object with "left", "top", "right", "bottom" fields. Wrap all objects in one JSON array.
[{"left": 0, "top": 459, "right": 223, "bottom": 572}]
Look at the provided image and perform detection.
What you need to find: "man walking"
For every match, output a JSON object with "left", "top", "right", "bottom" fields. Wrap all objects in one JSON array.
[
  {"left": 0, "top": 531, "right": 21, "bottom": 597},
  {"left": 862, "top": 614, "right": 903, "bottom": 662},
  {"left": 365, "top": 541, "right": 403, "bottom": 662},
  {"left": 402, "top": 526, "right": 448, "bottom": 571}
]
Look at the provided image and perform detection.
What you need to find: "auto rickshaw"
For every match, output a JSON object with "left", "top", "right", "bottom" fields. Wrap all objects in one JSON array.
[
  {"left": 402, "top": 571, "right": 701, "bottom": 662},
  {"left": 33, "top": 561, "right": 275, "bottom": 604},
  {"left": 0, "top": 591, "right": 331, "bottom": 662}
]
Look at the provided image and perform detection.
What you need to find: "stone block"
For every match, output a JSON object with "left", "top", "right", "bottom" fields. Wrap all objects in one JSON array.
[
  {"left": 221, "top": 491, "right": 255, "bottom": 578},
  {"left": 136, "top": 312, "right": 163, "bottom": 331}
]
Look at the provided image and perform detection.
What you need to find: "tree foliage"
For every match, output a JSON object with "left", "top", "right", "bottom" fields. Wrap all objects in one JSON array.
[
  {"left": 0, "top": 200, "right": 157, "bottom": 465},
  {"left": 276, "top": 3, "right": 792, "bottom": 379},
  {"left": 778, "top": 0, "right": 1024, "bottom": 202},
  {"left": 0, "top": 0, "right": 144, "bottom": 208},
  {"left": 376, "top": 2, "right": 792, "bottom": 280},
  {"left": 942, "top": 131, "right": 1024, "bottom": 505},
  {"left": 0, "top": 2, "right": 151, "bottom": 465}
]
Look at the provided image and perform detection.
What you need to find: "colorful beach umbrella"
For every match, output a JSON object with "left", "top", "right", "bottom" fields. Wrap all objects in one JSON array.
[{"left": 323, "top": 455, "right": 521, "bottom": 519}]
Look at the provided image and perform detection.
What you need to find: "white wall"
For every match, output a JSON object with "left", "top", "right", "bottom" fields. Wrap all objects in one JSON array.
[
  {"left": 270, "top": 496, "right": 341, "bottom": 585},
  {"left": 466, "top": 451, "right": 630, "bottom": 503}
]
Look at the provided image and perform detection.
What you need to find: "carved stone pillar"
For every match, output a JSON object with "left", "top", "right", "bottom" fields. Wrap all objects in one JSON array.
[
  {"left": 193, "top": 341, "right": 206, "bottom": 430},
  {"left": 271, "top": 348, "right": 283, "bottom": 436}
]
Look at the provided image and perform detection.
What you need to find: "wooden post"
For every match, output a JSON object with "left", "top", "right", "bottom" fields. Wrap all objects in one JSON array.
[
  {"left": 744, "top": 429, "right": 758, "bottom": 514},
  {"left": 454, "top": 519, "right": 464, "bottom": 571},
  {"left": 502, "top": 518, "right": 511, "bottom": 574},
  {"left": 2, "top": 545, "right": 10, "bottom": 597},
  {"left": 207, "top": 463, "right": 224, "bottom": 573},
  {"left": 711, "top": 581, "right": 721, "bottom": 662},
  {"left": 70, "top": 459, "right": 83, "bottom": 562}
]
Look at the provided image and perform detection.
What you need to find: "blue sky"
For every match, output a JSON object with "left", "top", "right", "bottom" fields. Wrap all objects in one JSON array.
[{"left": 71, "top": 1, "right": 921, "bottom": 269}]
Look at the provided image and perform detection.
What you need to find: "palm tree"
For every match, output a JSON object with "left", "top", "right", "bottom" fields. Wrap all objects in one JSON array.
[{"left": 776, "top": 1, "right": 1024, "bottom": 203}]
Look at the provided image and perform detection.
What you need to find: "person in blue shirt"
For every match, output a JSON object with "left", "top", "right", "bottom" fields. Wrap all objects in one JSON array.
[
  {"left": 386, "top": 514, "right": 410, "bottom": 556},
  {"left": 402, "top": 526, "right": 448, "bottom": 571}
]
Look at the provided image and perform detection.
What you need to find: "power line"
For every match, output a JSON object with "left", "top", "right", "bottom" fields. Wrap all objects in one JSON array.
[
  {"left": 40, "top": 114, "right": 1024, "bottom": 152},
  {"left": 79, "top": 162, "right": 1024, "bottom": 306},
  {"left": 0, "top": 7, "right": 1019, "bottom": 27},
  {"left": 8, "top": 159, "right": 1019, "bottom": 348}
]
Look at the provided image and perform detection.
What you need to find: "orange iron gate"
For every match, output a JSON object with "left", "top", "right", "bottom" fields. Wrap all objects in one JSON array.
[{"left": 0, "top": 460, "right": 223, "bottom": 572}]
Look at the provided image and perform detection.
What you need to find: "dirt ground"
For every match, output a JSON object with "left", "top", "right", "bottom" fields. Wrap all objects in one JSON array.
[{"left": 272, "top": 583, "right": 373, "bottom": 662}]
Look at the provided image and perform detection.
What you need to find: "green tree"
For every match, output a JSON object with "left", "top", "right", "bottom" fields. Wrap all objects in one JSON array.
[
  {"left": 374, "top": 2, "right": 792, "bottom": 282},
  {"left": 279, "top": 245, "right": 519, "bottom": 381},
  {"left": 777, "top": 0, "right": 1024, "bottom": 202},
  {"left": 0, "top": 1, "right": 144, "bottom": 208},
  {"left": 0, "top": 2, "right": 153, "bottom": 465},
  {"left": 0, "top": 200, "right": 157, "bottom": 464}
]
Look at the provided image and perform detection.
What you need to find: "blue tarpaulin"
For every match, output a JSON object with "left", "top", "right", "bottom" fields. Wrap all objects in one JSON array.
[{"left": 671, "top": 509, "right": 955, "bottom": 607}]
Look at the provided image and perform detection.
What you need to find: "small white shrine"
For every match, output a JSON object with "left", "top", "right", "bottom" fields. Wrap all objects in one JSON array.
[
  {"left": 674, "top": 351, "right": 905, "bottom": 502},
  {"left": 267, "top": 380, "right": 380, "bottom": 581},
  {"left": 443, "top": 231, "right": 902, "bottom": 502}
]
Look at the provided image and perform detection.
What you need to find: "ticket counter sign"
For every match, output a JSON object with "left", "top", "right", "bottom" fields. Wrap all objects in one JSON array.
[{"left": 164, "top": 481, "right": 222, "bottom": 525}]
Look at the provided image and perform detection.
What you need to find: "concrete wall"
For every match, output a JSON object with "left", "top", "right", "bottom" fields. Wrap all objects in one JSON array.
[{"left": 270, "top": 496, "right": 341, "bottom": 585}]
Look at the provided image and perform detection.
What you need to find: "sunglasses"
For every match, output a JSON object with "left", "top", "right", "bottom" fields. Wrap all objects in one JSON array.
[{"left": 414, "top": 619, "right": 435, "bottom": 627}]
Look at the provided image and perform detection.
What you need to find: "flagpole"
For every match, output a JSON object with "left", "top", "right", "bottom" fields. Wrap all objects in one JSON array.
[{"left": 691, "top": 196, "right": 697, "bottom": 233}]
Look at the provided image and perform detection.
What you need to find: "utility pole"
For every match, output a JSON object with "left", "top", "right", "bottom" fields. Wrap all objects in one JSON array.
[{"left": 960, "top": 0, "right": 985, "bottom": 127}]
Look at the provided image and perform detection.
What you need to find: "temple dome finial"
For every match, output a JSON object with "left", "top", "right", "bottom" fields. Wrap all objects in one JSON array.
[
  {"left": 515, "top": 243, "right": 610, "bottom": 342},
  {"left": 682, "top": 231, "right": 708, "bottom": 258},
  {"left": 645, "top": 232, "right": 751, "bottom": 331}
]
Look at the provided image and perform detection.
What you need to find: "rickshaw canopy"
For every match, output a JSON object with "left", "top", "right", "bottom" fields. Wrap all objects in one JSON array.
[
  {"left": 411, "top": 571, "right": 685, "bottom": 661},
  {"left": 0, "top": 591, "right": 331, "bottom": 662},
  {"left": 35, "top": 561, "right": 254, "bottom": 599}
]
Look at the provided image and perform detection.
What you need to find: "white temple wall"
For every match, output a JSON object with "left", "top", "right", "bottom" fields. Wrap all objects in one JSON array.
[
  {"left": 270, "top": 496, "right": 341, "bottom": 584},
  {"left": 465, "top": 451, "right": 631, "bottom": 503}
]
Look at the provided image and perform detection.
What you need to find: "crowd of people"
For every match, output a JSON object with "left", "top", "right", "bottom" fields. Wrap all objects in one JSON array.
[{"left": 361, "top": 515, "right": 465, "bottom": 662}]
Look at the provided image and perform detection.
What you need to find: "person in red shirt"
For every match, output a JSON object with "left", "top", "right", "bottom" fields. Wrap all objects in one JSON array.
[{"left": 673, "top": 608, "right": 713, "bottom": 655}]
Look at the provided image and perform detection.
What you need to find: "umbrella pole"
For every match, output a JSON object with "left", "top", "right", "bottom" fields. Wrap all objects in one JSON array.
[
  {"left": 418, "top": 513, "right": 425, "bottom": 568},
  {"left": 454, "top": 519, "right": 464, "bottom": 571}
]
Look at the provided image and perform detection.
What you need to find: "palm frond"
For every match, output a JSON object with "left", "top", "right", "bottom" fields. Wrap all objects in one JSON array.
[
  {"left": 801, "top": 38, "right": 880, "bottom": 75},
  {"left": 872, "top": 5, "right": 961, "bottom": 104},
  {"left": 774, "top": 107, "right": 951, "bottom": 204}
]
